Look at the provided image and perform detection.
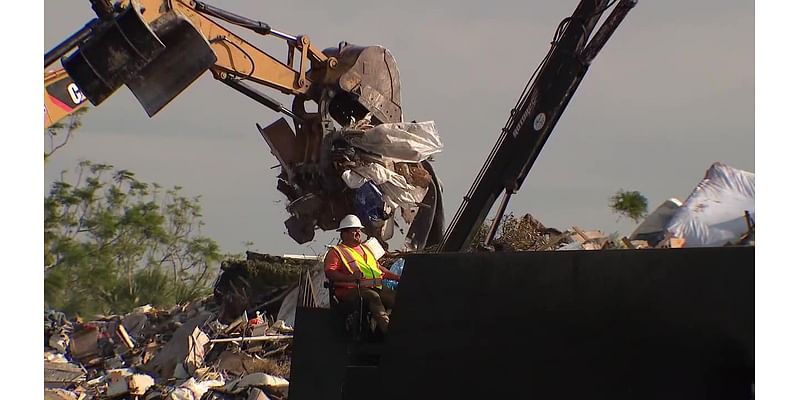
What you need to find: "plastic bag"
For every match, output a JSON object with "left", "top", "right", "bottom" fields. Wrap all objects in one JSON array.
[
  {"left": 354, "top": 182, "right": 385, "bottom": 226},
  {"left": 383, "top": 258, "right": 405, "bottom": 290}
]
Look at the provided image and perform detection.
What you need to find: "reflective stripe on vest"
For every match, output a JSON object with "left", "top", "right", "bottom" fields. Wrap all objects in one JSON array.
[
  {"left": 332, "top": 279, "right": 384, "bottom": 287},
  {"left": 331, "top": 244, "right": 383, "bottom": 289}
]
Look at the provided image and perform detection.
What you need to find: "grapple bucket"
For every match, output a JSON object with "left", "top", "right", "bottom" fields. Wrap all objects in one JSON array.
[
  {"left": 126, "top": 11, "right": 217, "bottom": 116},
  {"left": 62, "top": 4, "right": 165, "bottom": 106},
  {"left": 316, "top": 43, "right": 403, "bottom": 125}
]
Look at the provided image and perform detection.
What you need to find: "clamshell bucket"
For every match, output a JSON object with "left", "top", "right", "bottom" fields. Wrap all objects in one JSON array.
[
  {"left": 126, "top": 11, "right": 217, "bottom": 116},
  {"left": 63, "top": 4, "right": 165, "bottom": 106}
]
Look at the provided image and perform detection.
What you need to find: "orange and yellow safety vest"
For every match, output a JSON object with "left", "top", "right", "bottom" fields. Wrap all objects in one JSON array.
[{"left": 331, "top": 244, "right": 383, "bottom": 288}]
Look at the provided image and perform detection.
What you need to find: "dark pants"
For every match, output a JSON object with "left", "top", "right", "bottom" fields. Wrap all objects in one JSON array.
[{"left": 340, "top": 287, "right": 396, "bottom": 333}]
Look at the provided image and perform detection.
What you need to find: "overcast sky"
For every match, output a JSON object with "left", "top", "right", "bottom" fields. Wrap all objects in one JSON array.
[{"left": 43, "top": 0, "right": 754, "bottom": 256}]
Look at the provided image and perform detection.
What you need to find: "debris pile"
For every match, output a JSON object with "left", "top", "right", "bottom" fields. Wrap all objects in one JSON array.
[
  {"left": 474, "top": 163, "right": 755, "bottom": 251},
  {"left": 262, "top": 115, "right": 445, "bottom": 251},
  {"left": 43, "top": 252, "right": 321, "bottom": 400}
]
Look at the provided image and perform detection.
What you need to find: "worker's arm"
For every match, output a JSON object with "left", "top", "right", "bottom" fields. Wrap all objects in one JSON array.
[
  {"left": 324, "top": 249, "right": 362, "bottom": 282},
  {"left": 379, "top": 265, "right": 401, "bottom": 281}
]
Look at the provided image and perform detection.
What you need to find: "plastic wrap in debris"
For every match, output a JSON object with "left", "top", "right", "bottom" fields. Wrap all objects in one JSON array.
[
  {"left": 342, "top": 163, "right": 429, "bottom": 210},
  {"left": 337, "top": 121, "right": 444, "bottom": 250},
  {"left": 629, "top": 198, "right": 683, "bottom": 246},
  {"left": 665, "top": 162, "right": 755, "bottom": 247},
  {"left": 347, "top": 121, "right": 443, "bottom": 163},
  {"left": 265, "top": 115, "right": 445, "bottom": 248}
]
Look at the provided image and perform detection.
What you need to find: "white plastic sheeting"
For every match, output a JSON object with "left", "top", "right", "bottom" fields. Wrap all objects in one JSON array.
[
  {"left": 630, "top": 198, "right": 683, "bottom": 239},
  {"left": 348, "top": 121, "right": 443, "bottom": 163},
  {"left": 665, "top": 162, "right": 754, "bottom": 247},
  {"left": 342, "top": 163, "right": 428, "bottom": 209}
]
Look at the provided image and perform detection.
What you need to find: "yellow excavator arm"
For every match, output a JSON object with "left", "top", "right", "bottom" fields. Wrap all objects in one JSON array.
[
  {"left": 44, "top": 68, "right": 89, "bottom": 130},
  {"left": 123, "top": 0, "right": 329, "bottom": 96},
  {"left": 47, "top": 0, "right": 401, "bottom": 122},
  {"left": 45, "top": 0, "right": 407, "bottom": 243}
]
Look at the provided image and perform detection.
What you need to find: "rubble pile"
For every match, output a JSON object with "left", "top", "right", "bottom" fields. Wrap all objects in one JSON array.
[
  {"left": 44, "top": 253, "right": 317, "bottom": 400},
  {"left": 476, "top": 210, "right": 754, "bottom": 253}
]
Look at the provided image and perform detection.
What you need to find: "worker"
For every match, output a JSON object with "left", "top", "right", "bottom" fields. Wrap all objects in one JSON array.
[{"left": 324, "top": 214, "right": 401, "bottom": 334}]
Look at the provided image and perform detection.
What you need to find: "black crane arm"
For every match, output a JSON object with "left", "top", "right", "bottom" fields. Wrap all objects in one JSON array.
[{"left": 438, "top": 0, "right": 637, "bottom": 252}]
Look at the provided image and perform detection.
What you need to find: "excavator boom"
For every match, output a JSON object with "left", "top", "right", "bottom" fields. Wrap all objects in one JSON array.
[
  {"left": 44, "top": 68, "right": 89, "bottom": 129},
  {"left": 45, "top": 0, "right": 421, "bottom": 246}
]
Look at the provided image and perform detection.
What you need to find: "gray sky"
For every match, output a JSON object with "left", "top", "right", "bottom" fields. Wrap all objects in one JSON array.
[{"left": 44, "top": 0, "right": 754, "bottom": 255}]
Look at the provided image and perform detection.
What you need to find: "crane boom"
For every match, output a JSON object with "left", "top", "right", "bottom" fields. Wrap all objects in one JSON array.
[{"left": 438, "top": 0, "right": 637, "bottom": 252}]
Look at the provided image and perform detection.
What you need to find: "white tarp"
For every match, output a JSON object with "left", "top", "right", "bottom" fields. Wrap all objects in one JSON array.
[
  {"left": 348, "top": 121, "right": 443, "bottom": 163},
  {"left": 665, "top": 162, "right": 754, "bottom": 247}
]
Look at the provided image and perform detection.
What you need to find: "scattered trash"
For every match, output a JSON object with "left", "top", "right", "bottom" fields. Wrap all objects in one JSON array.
[
  {"left": 41, "top": 160, "right": 755, "bottom": 396},
  {"left": 106, "top": 369, "right": 155, "bottom": 397},
  {"left": 42, "top": 254, "right": 302, "bottom": 399}
]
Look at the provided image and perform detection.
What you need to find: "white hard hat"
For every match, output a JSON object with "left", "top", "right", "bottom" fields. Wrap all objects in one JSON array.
[{"left": 337, "top": 214, "right": 365, "bottom": 231}]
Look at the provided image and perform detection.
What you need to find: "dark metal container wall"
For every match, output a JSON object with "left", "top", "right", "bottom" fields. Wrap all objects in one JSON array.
[
  {"left": 289, "top": 247, "right": 753, "bottom": 399},
  {"left": 381, "top": 247, "right": 753, "bottom": 400}
]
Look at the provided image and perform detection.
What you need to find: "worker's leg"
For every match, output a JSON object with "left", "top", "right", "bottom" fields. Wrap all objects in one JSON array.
[
  {"left": 360, "top": 288, "right": 391, "bottom": 334},
  {"left": 378, "top": 287, "right": 396, "bottom": 310},
  {"left": 339, "top": 287, "right": 391, "bottom": 334}
]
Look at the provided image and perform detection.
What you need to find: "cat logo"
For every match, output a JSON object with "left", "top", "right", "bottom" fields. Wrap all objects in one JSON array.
[{"left": 67, "top": 83, "right": 86, "bottom": 105}]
